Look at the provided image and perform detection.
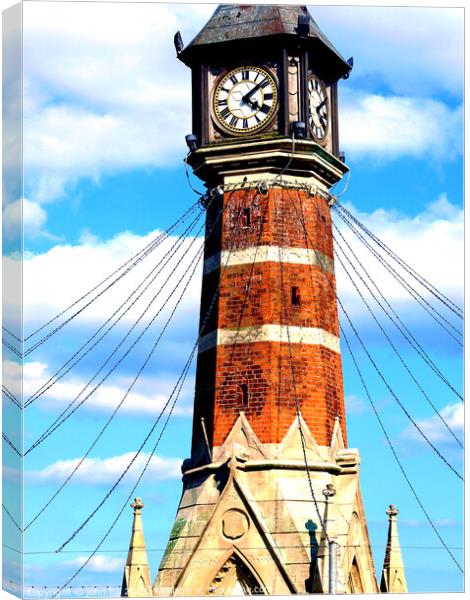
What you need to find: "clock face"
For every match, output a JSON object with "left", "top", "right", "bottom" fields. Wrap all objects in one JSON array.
[
  {"left": 308, "top": 74, "right": 329, "bottom": 142},
  {"left": 213, "top": 66, "right": 278, "bottom": 135}
]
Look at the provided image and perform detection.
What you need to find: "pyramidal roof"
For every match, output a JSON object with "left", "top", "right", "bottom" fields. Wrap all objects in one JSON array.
[{"left": 178, "top": 4, "right": 350, "bottom": 80}]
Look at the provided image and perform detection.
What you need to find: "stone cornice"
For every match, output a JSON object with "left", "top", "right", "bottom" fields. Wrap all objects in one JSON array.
[{"left": 187, "top": 137, "right": 349, "bottom": 188}]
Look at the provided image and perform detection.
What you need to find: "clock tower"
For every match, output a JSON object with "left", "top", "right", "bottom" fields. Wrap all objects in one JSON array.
[{"left": 145, "top": 5, "right": 399, "bottom": 595}]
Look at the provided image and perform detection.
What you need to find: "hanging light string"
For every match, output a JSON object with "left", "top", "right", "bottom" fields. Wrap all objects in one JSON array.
[
  {"left": 335, "top": 200, "right": 463, "bottom": 318},
  {"left": 330, "top": 210, "right": 462, "bottom": 402},
  {"left": 21, "top": 200, "right": 202, "bottom": 353},
  {"left": 24, "top": 192, "right": 225, "bottom": 530},
  {"left": 2, "top": 432, "right": 22, "bottom": 457},
  {"left": 24, "top": 208, "right": 203, "bottom": 408},
  {"left": 25, "top": 207, "right": 211, "bottom": 453},
  {"left": 332, "top": 205, "right": 462, "bottom": 345},
  {"left": 333, "top": 229, "right": 462, "bottom": 447},
  {"left": 2, "top": 385, "right": 22, "bottom": 409},
  {"left": 276, "top": 188, "right": 331, "bottom": 545},
  {"left": 295, "top": 193, "right": 462, "bottom": 479}
]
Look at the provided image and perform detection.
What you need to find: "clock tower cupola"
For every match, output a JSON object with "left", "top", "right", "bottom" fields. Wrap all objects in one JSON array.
[{"left": 178, "top": 4, "right": 351, "bottom": 184}]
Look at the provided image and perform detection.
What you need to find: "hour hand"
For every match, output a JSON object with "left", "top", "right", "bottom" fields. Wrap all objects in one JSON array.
[
  {"left": 244, "top": 97, "right": 259, "bottom": 110},
  {"left": 242, "top": 79, "right": 265, "bottom": 103}
]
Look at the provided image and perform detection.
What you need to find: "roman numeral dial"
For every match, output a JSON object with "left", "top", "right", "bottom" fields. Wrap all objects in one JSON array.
[
  {"left": 308, "top": 74, "right": 329, "bottom": 142},
  {"left": 213, "top": 66, "right": 278, "bottom": 135}
]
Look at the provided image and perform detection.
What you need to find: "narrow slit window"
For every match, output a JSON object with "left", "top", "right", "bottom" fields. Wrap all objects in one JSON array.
[
  {"left": 291, "top": 286, "right": 301, "bottom": 306},
  {"left": 241, "top": 207, "right": 251, "bottom": 229},
  {"left": 240, "top": 383, "right": 249, "bottom": 406}
]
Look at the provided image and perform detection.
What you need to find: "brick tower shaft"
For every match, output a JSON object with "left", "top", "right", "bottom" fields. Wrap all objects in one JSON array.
[{"left": 192, "top": 181, "right": 346, "bottom": 455}]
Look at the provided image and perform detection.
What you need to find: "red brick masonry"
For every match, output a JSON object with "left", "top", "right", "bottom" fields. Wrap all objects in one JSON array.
[{"left": 192, "top": 186, "right": 347, "bottom": 454}]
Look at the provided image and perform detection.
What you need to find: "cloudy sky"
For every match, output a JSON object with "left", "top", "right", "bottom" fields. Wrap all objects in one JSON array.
[{"left": 2, "top": 0, "right": 464, "bottom": 595}]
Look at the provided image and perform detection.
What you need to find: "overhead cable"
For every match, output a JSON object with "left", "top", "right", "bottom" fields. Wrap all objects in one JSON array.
[
  {"left": 333, "top": 229, "right": 462, "bottom": 447},
  {"left": 336, "top": 200, "right": 463, "bottom": 318},
  {"left": 25, "top": 217, "right": 207, "bottom": 453},
  {"left": 292, "top": 193, "right": 463, "bottom": 480},
  {"left": 25, "top": 209, "right": 203, "bottom": 408},
  {"left": 51, "top": 187, "right": 245, "bottom": 593},
  {"left": 333, "top": 206, "right": 463, "bottom": 346},
  {"left": 23, "top": 200, "right": 201, "bottom": 350},
  {"left": 340, "top": 322, "right": 463, "bottom": 573},
  {"left": 331, "top": 214, "right": 463, "bottom": 402}
]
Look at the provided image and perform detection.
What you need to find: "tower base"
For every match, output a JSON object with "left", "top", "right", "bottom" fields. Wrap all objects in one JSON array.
[{"left": 153, "top": 413, "right": 379, "bottom": 595}]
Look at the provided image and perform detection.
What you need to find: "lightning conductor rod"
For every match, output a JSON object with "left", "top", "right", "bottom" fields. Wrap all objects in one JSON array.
[
  {"left": 329, "top": 539, "right": 338, "bottom": 595},
  {"left": 200, "top": 417, "right": 212, "bottom": 461}
]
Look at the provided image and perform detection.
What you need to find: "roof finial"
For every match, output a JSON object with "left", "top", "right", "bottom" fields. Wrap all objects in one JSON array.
[
  {"left": 131, "top": 497, "right": 144, "bottom": 513},
  {"left": 121, "top": 497, "right": 152, "bottom": 597},
  {"left": 380, "top": 504, "right": 407, "bottom": 593}
]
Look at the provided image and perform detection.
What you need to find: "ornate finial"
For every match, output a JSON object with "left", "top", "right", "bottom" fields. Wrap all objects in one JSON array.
[
  {"left": 322, "top": 483, "right": 336, "bottom": 500},
  {"left": 386, "top": 504, "right": 398, "bottom": 518},
  {"left": 131, "top": 497, "right": 144, "bottom": 513}
]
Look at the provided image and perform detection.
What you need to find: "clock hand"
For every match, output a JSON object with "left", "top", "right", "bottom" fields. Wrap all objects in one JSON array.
[
  {"left": 316, "top": 99, "right": 327, "bottom": 113},
  {"left": 242, "top": 79, "right": 266, "bottom": 103},
  {"left": 246, "top": 97, "right": 259, "bottom": 110}
]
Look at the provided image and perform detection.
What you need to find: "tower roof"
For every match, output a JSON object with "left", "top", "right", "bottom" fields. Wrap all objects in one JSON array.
[{"left": 178, "top": 4, "right": 351, "bottom": 81}]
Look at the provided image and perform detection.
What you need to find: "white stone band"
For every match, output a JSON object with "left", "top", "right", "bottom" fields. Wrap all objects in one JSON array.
[
  {"left": 198, "top": 324, "right": 340, "bottom": 354},
  {"left": 204, "top": 245, "right": 334, "bottom": 276}
]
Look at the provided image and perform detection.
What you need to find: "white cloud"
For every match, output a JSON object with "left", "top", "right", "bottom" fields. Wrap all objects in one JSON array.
[
  {"left": 2, "top": 226, "right": 203, "bottom": 332},
  {"left": 345, "top": 394, "right": 366, "bottom": 415},
  {"left": 311, "top": 5, "right": 463, "bottom": 98},
  {"left": 400, "top": 402, "right": 463, "bottom": 445},
  {"left": 2, "top": 198, "right": 56, "bottom": 240},
  {"left": 20, "top": 4, "right": 463, "bottom": 203},
  {"left": 22, "top": 2, "right": 213, "bottom": 202},
  {"left": 340, "top": 91, "right": 462, "bottom": 161},
  {"left": 3, "top": 360, "right": 194, "bottom": 417},
  {"left": 62, "top": 554, "right": 124, "bottom": 573},
  {"left": 26, "top": 451, "right": 183, "bottom": 485}
]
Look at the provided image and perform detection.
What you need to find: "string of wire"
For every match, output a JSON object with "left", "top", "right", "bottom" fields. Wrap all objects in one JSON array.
[
  {"left": 25, "top": 214, "right": 208, "bottom": 453},
  {"left": 24, "top": 205, "right": 203, "bottom": 408},
  {"left": 24, "top": 194, "right": 223, "bottom": 528},
  {"left": 2, "top": 385, "right": 22, "bottom": 409},
  {"left": 280, "top": 190, "right": 330, "bottom": 544},
  {"left": 4, "top": 542, "right": 463, "bottom": 555},
  {"left": 339, "top": 320, "right": 463, "bottom": 573},
  {"left": 335, "top": 200, "right": 463, "bottom": 318},
  {"left": 332, "top": 205, "right": 462, "bottom": 346},
  {"left": 332, "top": 226, "right": 462, "bottom": 447},
  {"left": 22, "top": 200, "right": 202, "bottom": 353},
  {"left": 291, "top": 187, "right": 462, "bottom": 570},
  {"left": 330, "top": 210, "right": 462, "bottom": 402},
  {"left": 299, "top": 195, "right": 463, "bottom": 479},
  {"left": 2, "top": 433, "right": 22, "bottom": 457}
]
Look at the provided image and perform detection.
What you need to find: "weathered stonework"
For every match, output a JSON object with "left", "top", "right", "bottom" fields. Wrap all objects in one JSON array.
[{"left": 153, "top": 414, "right": 379, "bottom": 595}]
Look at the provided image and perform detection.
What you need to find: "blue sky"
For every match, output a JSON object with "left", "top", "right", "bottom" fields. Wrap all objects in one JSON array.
[{"left": 2, "top": 1, "right": 464, "bottom": 595}]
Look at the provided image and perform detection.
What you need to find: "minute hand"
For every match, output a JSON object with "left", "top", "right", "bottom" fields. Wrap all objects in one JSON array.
[{"left": 242, "top": 79, "right": 266, "bottom": 103}]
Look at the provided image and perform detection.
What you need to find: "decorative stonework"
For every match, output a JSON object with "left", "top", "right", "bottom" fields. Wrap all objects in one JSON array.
[
  {"left": 153, "top": 413, "right": 379, "bottom": 596},
  {"left": 221, "top": 509, "right": 250, "bottom": 540},
  {"left": 121, "top": 498, "right": 153, "bottom": 597}
]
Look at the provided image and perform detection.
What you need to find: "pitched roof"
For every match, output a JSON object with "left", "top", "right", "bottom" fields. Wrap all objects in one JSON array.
[{"left": 178, "top": 4, "right": 350, "bottom": 80}]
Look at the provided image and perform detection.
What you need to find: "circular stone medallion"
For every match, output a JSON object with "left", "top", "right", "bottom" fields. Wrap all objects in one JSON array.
[{"left": 221, "top": 509, "right": 250, "bottom": 540}]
